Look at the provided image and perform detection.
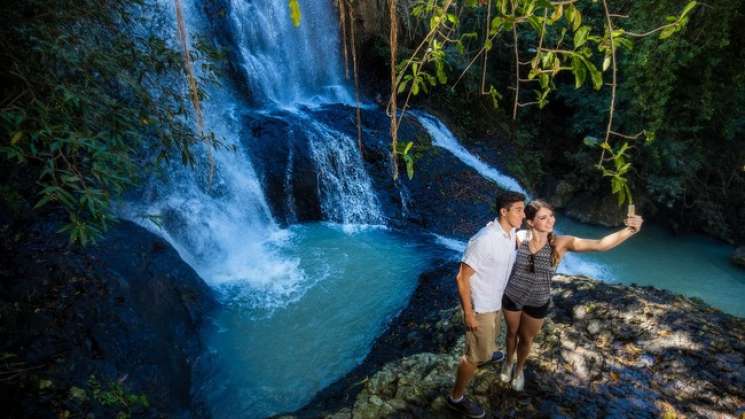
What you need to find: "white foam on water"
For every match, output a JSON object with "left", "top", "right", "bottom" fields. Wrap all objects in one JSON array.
[{"left": 431, "top": 233, "right": 467, "bottom": 255}]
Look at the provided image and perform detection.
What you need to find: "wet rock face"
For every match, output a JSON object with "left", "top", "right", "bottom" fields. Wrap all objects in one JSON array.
[
  {"left": 0, "top": 219, "right": 217, "bottom": 418},
  {"left": 732, "top": 246, "right": 745, "bottom": 268},
  {"left": 247, "top": 104, "right": 503, "bottom": 239},
  {"left": 243, "top": 113, "right": 323, "bottom": 225},
  {"left": 323, "top": 276, "right": 745, "bottom": 418}
]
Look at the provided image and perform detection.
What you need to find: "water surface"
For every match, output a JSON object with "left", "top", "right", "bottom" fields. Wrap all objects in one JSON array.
[{"left": 196, "top": 223, "right": 444, "bottom": 418}]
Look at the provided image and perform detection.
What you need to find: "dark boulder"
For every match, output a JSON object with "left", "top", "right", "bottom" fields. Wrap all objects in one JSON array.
[
  {"left": 0, "top": 217, "right": 216, "bottom": 418},
  {"left": 243, "top": 112, "right": 323, "bottom": 224}
]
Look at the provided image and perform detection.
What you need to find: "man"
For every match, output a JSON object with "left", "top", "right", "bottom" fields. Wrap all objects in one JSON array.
[{"left": 446, "top": 191, "right": 526, "bottom": 418}]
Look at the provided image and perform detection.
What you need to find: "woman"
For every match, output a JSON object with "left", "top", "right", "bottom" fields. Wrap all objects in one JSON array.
[{"left": 499, "top": 199, "right": 643, "bottom": 391}]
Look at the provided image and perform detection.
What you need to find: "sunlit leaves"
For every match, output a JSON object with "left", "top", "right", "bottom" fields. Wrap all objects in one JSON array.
[
  {"left": 574, "top": 26, "right": 590, "bottom": 48},
  {"left": 399, "top": 0, "right": 696, "bottom": 207}
]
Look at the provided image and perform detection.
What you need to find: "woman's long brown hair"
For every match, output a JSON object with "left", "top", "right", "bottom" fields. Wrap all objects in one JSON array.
[{"left": 525, "top": 200, "right": 560, "bottom": 268}]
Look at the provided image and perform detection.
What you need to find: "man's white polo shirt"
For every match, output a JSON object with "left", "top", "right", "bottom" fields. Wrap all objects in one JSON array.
[{"left": 461, "top": 219, "right": 517, "bottom": 313}]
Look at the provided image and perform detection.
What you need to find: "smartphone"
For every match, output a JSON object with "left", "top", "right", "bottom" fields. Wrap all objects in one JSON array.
[{"left": 627, "top": 204, "right": 636, "bottom": 232}]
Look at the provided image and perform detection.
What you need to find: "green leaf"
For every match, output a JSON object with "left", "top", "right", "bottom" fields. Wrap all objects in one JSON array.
[
  {"left": 574, "top": 26, "right": 590, "bottom": 48},
  {"left": 572, "top": 55, "right": 587, "bottom": 89},
  {"left": 498, "top": 0, "right": 508, "bottom": 14},
  {"left": 550, "top": 4, "right": 563, "bottom": 22},
  {"left": 404, "top": 154, "right": 414, "bottom": 180},
  {"left": 583, "top": 136, "right": 599, "bottom": 147},
  {"left": 681, "top": 1, "right": 698, "bottom": 17},
  {"left": 403, "top": 141, "right": 413, "bottom": 155},
  {"left": 10, "top": 131, "right": 23, "bottom": 145},
  {"left": 539, "top": 73, "right": 549, "bottom": 90},
  {"left": 571, "top": 6, "right": 582, "bottom": 31},
  {"left": 659, "top": 26, "right": 677, "bottom": 40},
  {"left": 602, "top": 53, "right": 611, "bottom": 72},
  {"left": 398, "top": 78, "right": 409, "bottom": 94},
  {"left": 488, "top": 86, "right": 502, "bottom": 109},
  {"left": 39, "top": 379, "right": 53, "bottom": 390},
  {"left": 616, "top": 37, "right": 633, "bottom": 51},
  {"left": 580, "top": 56, "right": 602, "bottom": 90},
  {"left": 484, "top": 39, "right": 493, "bottom": 52},
  {"left": 527, "top": 16, "right": 542, "bottom": 34},
  {"left": 70, "top": 386, "right": 87, "bottom": 401},
  {"left": 436, "top": 62, "right": 447, "bottom": 84},
  {"left": 288, "top": 0, "right": 301, "bottom": 27}
]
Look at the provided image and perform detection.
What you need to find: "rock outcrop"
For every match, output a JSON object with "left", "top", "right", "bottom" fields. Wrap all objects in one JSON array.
[
  {"left": 0, "top": 217, "right": 217, "bottom": 418},
  {"left": 312, "top": 276, "right": 745, "bottom": 418}
]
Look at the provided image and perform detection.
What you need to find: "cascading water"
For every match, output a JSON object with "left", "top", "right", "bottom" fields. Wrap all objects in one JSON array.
[
  {"left": 228, "top": 0, "right": 352, "bottom": 106},
  {"left": 304, "top": 117, "right": 384, "bottom": 225},
  {"left": 123, "top": 1, "right": 425, "bottom": 417},
  {"left": 413, "top": 111, "right": 528, "bottom": 195}
]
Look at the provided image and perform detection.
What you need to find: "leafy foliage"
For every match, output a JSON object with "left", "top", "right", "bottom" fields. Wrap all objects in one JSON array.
[
  {"left": 385, "top": 0, "right": 744, "bottom": 241},
  {"left": 0, "top": 0, "right": 219, "bottom": 244},
  {"left": 394, "top": 0, "right": 696, "bottom": 205}
]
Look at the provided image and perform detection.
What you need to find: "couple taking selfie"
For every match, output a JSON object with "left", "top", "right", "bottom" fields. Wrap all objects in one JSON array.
[{"left": 447, "top": 192, "right": 644, "bottom": 418}]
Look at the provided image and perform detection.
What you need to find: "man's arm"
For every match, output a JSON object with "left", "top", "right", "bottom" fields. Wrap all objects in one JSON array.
[{"left": 455, "top": 262, "right": 479, "bottom": 331}]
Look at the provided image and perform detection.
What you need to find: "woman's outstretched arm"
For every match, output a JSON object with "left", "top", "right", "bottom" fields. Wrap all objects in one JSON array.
[{"left": 558, "top": 215, "right": 643, "bottom": 253}]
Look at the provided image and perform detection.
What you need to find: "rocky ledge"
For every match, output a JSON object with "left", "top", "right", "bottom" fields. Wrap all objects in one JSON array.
[{"left": 314, "top": 276, "right": 745, "bottom": 418}]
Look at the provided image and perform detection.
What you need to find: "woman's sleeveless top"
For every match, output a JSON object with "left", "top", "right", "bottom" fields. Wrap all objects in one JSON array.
[{"left": 504, "top": 241, "right": 555, "bottom": 307}]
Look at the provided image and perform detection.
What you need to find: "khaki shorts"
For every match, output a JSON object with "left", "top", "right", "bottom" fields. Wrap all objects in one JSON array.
[{"left": 464, "top": 310, "right": 500, "bottom": 365}]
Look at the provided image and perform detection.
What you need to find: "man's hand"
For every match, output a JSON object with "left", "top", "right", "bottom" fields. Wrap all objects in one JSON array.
[{"left": 464, "top": 312, "right": 479, "bottom": 332}]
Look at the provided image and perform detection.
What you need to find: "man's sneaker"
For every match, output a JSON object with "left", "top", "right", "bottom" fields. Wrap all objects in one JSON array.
[
  {"left": 491, "top": 350, "right": 505, "bottom": 363},
  {"left": 446, "top": 395, "right": 486, "bottom": 418},
  {"left": 511, "top": 369, "right": 525, "bottom": 391},
  {"left": 499, "top": 361, "right": 513, "bottom": 383}
]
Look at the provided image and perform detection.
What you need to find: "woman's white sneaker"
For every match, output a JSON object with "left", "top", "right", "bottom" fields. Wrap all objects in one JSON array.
[
  {"left": 511, "top": 369, "right": 525, "bottom": 391},
  {"left": 499, "top": 361, "right": 513, "bottom": 383}
]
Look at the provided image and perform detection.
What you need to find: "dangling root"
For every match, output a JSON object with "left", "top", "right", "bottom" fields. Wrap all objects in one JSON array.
[{"left": 174, "top": 0, "right": 215, "bottom": 186}]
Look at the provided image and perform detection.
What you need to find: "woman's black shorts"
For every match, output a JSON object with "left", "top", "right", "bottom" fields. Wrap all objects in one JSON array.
[{"left": 502, "top": 294, "right": 550, "bottom": 319}]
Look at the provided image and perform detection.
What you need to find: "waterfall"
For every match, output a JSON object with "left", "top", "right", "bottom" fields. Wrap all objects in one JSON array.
[
  {"left": 304, "top": 117, "right": 384, "bottom": 225},
  {"left": 122, "top": 0, "right": 382, "bottom": 309},
  {"left": 227, "top": 0, "right": 353, "bottom": 106},
  {"left": 413, "top": 111, "right": 529, "bottom": 196}
]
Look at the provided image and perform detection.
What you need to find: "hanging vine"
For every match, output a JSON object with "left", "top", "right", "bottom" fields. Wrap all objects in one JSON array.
[
  {"left": 174, "top": 0, "right": 215, "bottom": 185},
  {"left": 347, "top": 1, "right": 364, "bottom": 153},
  {"left": 337, "top": 0, "right": 350, "bottom": 79},
  {"left": 389, "top": 0, "right": 400, "bottom": 179}
]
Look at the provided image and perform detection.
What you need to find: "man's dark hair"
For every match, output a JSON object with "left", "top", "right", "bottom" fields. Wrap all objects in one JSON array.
[{"left": 496, "top": 191, "right": 526, "bottom": 212}]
